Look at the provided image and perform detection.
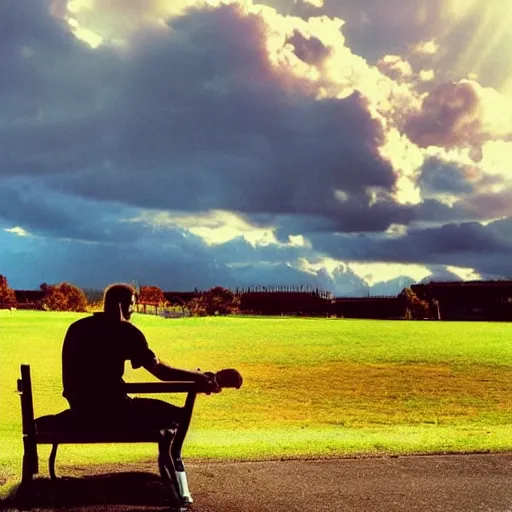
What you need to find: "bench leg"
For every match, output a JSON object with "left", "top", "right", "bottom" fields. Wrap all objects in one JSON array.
[
  {"left": 22, "top": 436, "right": 38, "bottom": 483},
  {"left": 171, "top": 437, "right": 193, "bottom": 505},
  {"left": 49, "top": 444, "right": 58, "bottom": 480},
  {"left": 158, "top": 429, "right": 182, "bottom": 505},
  {"left": 175, "top": 464, "right": 193, "bottom": 506}
]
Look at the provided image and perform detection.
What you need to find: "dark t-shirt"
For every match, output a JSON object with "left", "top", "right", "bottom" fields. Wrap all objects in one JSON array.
[{"left": 62, "top": 313, "right": 157, "bottom": 411}]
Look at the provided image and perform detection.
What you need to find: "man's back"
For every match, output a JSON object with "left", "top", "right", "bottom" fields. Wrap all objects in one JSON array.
[{"left": 62, "top": 312, "right": 154, "bottom": 412}]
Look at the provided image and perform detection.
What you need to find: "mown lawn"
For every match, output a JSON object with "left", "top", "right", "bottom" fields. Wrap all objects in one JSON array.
[{"left": 1, "top": 310, "right": 512, "bottom": 493}]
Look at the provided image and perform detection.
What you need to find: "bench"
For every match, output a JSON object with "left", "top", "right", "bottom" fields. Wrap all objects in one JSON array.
[{"left": 17, "top": 364, "right": 202, "bottom": 506}]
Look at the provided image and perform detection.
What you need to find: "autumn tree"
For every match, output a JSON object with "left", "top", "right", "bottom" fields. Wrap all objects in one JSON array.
[
  {"left": 138, "top": 285, "right": 167, "bottom": 306},
  {"left": 40, "top": 282, "right": 88, "bottom": 312},
  {"left": 399, "top": 287, "right": 430, "bottom": 320},
  {"left": 189, "top": 286, "right": 240, "bottom": 316},
  {"left": 0, "top": 275, "right": 16, "bottom": 307}
]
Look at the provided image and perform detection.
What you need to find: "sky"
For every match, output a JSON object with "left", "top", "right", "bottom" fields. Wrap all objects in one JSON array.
[{"left": 1, "top": 0, "right": 511, "bottom": 295}]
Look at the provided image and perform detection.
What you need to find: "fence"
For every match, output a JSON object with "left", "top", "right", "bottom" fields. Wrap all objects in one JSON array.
[{"left": 136, "top": 304, "right": 190, "bottom": 318}]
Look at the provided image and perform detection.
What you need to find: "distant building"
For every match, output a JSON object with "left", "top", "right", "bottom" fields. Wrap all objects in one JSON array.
[
  {"left": 411, "top": 280, "right": 512, "bottom": 321},
  {"left": 163, "top": 291, "right": 199, "bottom": 306},
  {"left": 14, "top": 290, "right": 45, "bottom": 309},
  {"left": 330, "top": 296, "right": 405, "bottom": 319},
  {"left": 239, "top": 291, "right": 330, "bottom": 316}
]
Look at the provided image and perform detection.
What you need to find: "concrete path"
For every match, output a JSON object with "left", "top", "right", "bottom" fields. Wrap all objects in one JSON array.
[
  {"left": 187, "top": 454, "right": 512, "bottom": 512},
  {"left": 3, "top": 454, "right": 512, "bottom": 511}
]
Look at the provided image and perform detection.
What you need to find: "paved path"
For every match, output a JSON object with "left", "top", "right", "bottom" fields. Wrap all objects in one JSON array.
[
  {"left": 4, "top": 454, "right": 512, "bottom": 511},
  {"left": 188, "top": 454, "right": 512, "bottom": 512}
]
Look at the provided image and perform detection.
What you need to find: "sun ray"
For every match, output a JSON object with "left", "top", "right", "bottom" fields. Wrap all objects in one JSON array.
[{"left": 437, "top": 0, "right": 512, "bottom": 93}]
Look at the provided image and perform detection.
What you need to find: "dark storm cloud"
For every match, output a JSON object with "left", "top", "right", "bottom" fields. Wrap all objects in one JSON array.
[
  {"left": 0, "top": 179, "right": 151, "bottom": 243},
  {"left": 286, "top": 29, "right": 331, "bottom": 66},
  {"left": 0, "top": 227, "right": 372, "bottom": 293},
  {"left": 0, "top": 228, "right": 233, "bottom": 290},
  {"left": 404, "top": 81, "right": 489, "bottom": 159},
  {"left": 249, "top": 194, "right": 415, "bottom": 240},
  {"left": 0, "top": 1, "right": 118, "bottom": 176},
  {"left": 3, "top": 0, "right": 511, "bottom": 292},
  {"left": 413, "top": 186, "right": 512, "bottom": 224},
  {"left": 419, "top": 157, "right": 478, "bottom": 195},
  {"left": 308, "top": 217, "right": 512, "bottom": 278},
  {"left": 1, "top": 0, "right": 409, "bottom": 236}
]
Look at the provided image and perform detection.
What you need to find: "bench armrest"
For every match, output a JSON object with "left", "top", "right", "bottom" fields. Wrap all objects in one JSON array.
[{"left": 124, "top": 381, "right": 199, "bottom": 394}]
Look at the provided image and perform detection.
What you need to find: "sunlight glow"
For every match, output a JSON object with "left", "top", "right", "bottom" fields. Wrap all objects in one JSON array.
[
  {"left": 67, "top": 0, "right": 93, "bottom": 13},
  {"left": 480, "top": 141, "right": 512, "bottom": 182},
  {"left": 128, "top": 209, "right": 280, "bottom": 247},
  {"left": 446, "top": 265, "right": 482, "bottom": 281},
  {"left": 441, "top": 0, "right": 512, "bottom": 92},
  {"left": 378, "top": 129, "right": 423, "bottom": 205},
  {"left": 67, "top": 17, "right": 103, "bottom": 48},
  {"left": 413, "top": 40, "right": 439, "bottom": 55},
  {"left": 4, "top": 226, "right": 31, "bottom": 237},
  {"left": 347, "top": 262, "right": 431, "bottom": 285},
  {"left": 300, "top": 257, "right": 431, "bottom": 285}
]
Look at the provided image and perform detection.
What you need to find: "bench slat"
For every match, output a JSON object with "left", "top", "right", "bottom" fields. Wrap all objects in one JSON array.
[{"left": 35, "top": 431, "right": 172, "bottom": 444}]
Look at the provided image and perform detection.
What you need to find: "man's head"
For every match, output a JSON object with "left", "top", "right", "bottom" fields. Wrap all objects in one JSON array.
[{"left": 103, "top": 283, "right": 137, "bottom": 321}]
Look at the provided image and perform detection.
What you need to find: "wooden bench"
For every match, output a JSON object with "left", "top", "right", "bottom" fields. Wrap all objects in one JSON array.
[{"left": 17, "top": 364, "right": 202, "bottom": 506}]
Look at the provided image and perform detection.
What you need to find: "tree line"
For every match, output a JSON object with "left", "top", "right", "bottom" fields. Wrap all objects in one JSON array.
[
  {"left": 0, "top": 275, "right": 240, "bottom": 316},
  {"left": 0, "top": 273, "right": 431, "bottom": 319}
]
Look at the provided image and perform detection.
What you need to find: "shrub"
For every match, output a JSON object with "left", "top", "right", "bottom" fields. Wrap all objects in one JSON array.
[
  {"left": 138, "top": 285, "right": 168, "bottom": 307},
  {"left": 0, "top": 275, "right": 16, "bottom": 307},
  {"left": 399, "top": 287, "right": 430, "bottom": 320},
  {"left": 189, "top": 286, "right": 240, "bottom": 316},
  {"left": 40, "top": 282, "right": 89, "bottom": 312}
]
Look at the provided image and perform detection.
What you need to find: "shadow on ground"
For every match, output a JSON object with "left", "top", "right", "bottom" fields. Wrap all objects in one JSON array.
[{"left": 1, "top": 472, "right": 182, "bottom": 511}]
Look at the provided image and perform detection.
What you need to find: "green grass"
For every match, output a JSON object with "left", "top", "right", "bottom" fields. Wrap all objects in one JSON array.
[{"left": 1, "top": 310, "right": 512, "bottom": 493}]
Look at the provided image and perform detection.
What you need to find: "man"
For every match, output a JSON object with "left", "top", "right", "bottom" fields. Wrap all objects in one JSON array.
[{"left": 62, "top": 283, "right": 219, "bottom": 429}]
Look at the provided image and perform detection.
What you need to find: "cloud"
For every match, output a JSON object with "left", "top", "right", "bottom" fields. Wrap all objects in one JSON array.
[
  {"left": 0, "top": 178, "right": 150, "bottom": 244},
  {"left": 418, "top": 157, "right": 486, "bottom": 196},
  {"left": 2, "top": 0, "right": 413, "bottom": 237},
  {"left": 404, "top": 81, "right": 512, "bottom": 161},
  {"left": 2, "top": 0, "right": 511, "bottom": 292},
  {"left": 272, "top": 0, "right": 512, "bottom": 91},
  {"left": 308, "top": 217, "right": 512, "bottom": 278},
  {"left": 376, "top": 55, "right": 413, "bottom": 82}
]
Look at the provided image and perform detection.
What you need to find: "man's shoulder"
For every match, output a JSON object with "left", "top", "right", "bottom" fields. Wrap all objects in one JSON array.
[
  {"left": 120, "top": 320, "right": 146, "bottom": 337},
  {"left": 68, "top": 314, "right": 97, "bottom": 328},
  {"left": 68, "top": 314, "right": 145, "bottom": 337}
]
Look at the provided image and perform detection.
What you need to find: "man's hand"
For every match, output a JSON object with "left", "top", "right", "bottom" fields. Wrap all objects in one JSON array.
[
  {"left": 214, "top": 368, "right": 243, "bottom": 389},
  {"left": 201, "top": 371, "right": 222, "bottom": 395}
]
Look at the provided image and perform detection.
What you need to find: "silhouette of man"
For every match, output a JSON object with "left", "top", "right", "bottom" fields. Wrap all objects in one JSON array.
[{"left": 62, "top": 283, "right": 218, "bottom": 429}]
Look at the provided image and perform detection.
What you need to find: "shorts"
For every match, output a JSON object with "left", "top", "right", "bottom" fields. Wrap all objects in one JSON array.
[{"left": 65, "top": 397, "right": 183, "bottom": 431}]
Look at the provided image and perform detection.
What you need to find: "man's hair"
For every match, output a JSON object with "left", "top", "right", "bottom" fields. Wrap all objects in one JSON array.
[{"left": 103, "top": 283, "right": 136, "bottom": 313}]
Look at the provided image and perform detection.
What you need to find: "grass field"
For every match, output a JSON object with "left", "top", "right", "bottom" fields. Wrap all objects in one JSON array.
[{"left": 1, "top": 310, "right": 512, "bottom": 493}]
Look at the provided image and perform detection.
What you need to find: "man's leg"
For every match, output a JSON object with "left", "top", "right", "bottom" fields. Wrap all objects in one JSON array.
[
  {"left": 122, "top": 397, "right": 182, "bottom": 429},
  {"left": 122, "top": 397, "right": 189, "bottom": 503}
]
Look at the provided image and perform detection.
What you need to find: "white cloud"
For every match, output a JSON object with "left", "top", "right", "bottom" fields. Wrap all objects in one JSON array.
[{"left": 4, "top": 226, "right": 31, "bottom": 237}]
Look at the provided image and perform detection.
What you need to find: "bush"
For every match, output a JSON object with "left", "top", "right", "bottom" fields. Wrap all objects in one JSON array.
[
  {"left": 138, "top": 285, "right": 168, "bottom": 307},
  {"left": 0, "top": 275, "right": 16, "bottom": 307},
  {"left": 189, "top": 286, "right": 240, "bottom": 316},
  {"left": 40, "top": 282, "right": 89, "bottom": 312},
  {"left": 399, "top": 287, "right": 430, "bottom": 320}
]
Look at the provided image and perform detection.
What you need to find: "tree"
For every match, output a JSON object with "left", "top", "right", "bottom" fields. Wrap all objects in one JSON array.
[
  {"left": 399, "top": 287, "right": 430, "bottom": 320},
  {"left": 137, "top": 285, "right": 168, "bottom": 314},
  {"left": 40, "top": 282, "right": 88, "bottom": 312},
  {"left": 0, "top": 275, "right": 16, "bottom": 307},
  {"left": 189, "top": 286, "right": 240, "bottom": 316},
  {"left": 138, "top": 285, "right": 167, "bottom": 306}
]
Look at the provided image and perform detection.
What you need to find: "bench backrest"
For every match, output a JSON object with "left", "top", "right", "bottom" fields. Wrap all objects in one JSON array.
[{"left": 17, "top": 364, "right": 36, "bottom": 438}]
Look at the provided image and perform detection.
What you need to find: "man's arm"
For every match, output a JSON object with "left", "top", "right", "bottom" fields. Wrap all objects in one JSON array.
[{"left": 143, "top": 358, "right": 218, "bottom": 391}]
